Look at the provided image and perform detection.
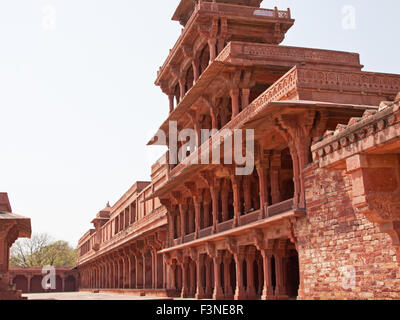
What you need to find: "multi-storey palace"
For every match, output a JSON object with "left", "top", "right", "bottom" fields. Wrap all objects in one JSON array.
[{"left": 77, "top": 0, "right": 400, "bottom": 300}]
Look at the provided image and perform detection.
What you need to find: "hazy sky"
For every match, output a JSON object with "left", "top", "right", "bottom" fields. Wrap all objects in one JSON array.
[{"left": 1, "top": 0, "right": 399, "bottom": 248}]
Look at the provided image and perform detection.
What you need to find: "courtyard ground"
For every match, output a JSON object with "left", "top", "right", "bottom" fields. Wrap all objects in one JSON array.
[{"left": 23, "top": 292, "right": 173, "bottom": 300}]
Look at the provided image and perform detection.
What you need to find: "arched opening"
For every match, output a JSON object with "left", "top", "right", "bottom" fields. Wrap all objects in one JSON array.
[
  {"left": 65, "top": 276, "right": 76, "bottom": 292},
  {"left": 286, "top": 250, "right": 300, "bottom": 299},
  {"left": 30, "top": 275, "right": 45, "bottom": 293},
  {"left": 13, "top": 275, "right": 28, "bottom": 293},
  {"left": 55, "top": 275, "right": 62, "bottom": 292}
]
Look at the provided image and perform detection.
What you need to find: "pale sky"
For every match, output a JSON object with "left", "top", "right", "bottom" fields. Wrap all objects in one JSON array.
[{"left": 1, "top": 0, "right": 399, "bottom": 248}]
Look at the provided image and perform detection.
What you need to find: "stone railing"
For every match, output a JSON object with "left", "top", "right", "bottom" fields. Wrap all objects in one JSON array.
[
  {"left": 239, "top": 210, "right": 260, "bottom": 226},
  {"left": 267, "top": 198, "right": 294, "bottom": 217},
  {"left": 168, "top": 199, "right": 297, "bottom": 248}
]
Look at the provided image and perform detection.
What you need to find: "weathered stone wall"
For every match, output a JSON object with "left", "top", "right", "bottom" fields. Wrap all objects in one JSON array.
[{"left": 296, "top": 163, "right": 400, "bottom": 300}]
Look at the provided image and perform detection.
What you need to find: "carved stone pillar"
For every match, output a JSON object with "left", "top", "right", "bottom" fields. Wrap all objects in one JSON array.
[
  {"left": 230, "top": 174, "right": 242, "bottom": 227},
  {"left": 208, "top": 38, "right": 217, "bottom": 63},
  {"left": 168, "top": 95, "right": 174, "bottom": 114},
  {"left": 256, "top": 157, "right": 270, "bottom": 219},
  {"left": 233, "top": 251, "right": 246, "bottom": 300},
  {"left": 276, "top": 112, "right": 320, "bottom": 209},
  {"left": 206, "top": 243, "right": 224, "bottom": 300},
  {"left": 261, "top": 249, "right": 275, "bottom": 300},
  {"left": 180, "top": 257, "right": 190, "bottom": 298},
  {"left": 195, "top": 253, "right": 205, "bottom": 299},
  {"left": 241, "top": 88, "right": 250, "bottom": 110},
  {"left": 274, "top": 240, "right": 289, "bottom": 300},
  {"left": 230, "top": 88, "right": 240, "bottom": 119}
]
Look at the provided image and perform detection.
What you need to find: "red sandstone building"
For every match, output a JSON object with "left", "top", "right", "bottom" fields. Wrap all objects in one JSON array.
[{"left": 77, "top": 1, "right": 400, "bottom": 300}]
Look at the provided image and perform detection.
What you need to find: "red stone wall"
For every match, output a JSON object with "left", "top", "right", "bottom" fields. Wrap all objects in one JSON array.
[{"left": 295, "top": 164, "right": 400, "bottom": 300}]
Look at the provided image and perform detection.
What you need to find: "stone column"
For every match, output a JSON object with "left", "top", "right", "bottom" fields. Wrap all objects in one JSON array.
[
  {"left": 274, "top": 251, "right": 288, "bottom": 300},
  {"left": 179, "top": 79, "right": 185, "bottom": 102},
  {"left": 180, "top": 257, "right": 190, "bottom": 298},
  {"left": 208, "top": 38, "right": 217, "bottom": 63},
  {"left": 195, "top": 254, "right": 205, "bottom": 299},
  {"left": 168, "top": 95, "right": 174, "bottom": 114},
  {"left": 230, "top": 88, "right": 240, "bottom": 119},
  {"left": 256, "top": 158, "right": 269, "bottom": 219},
  {"left": 241, "top": 88, "right": 250, "bottom": 110},
  {"left": 230, "top": 175, "right": 242, "bottom": 227},
  {"left": 192, "top": 59, "right": 200, "bottom": 84},
  {"left": 27, "top": 275, "right": 32, "bottom": 293},
  {"left": 234, "top": 251, "right": 246, "bottom": 300},
  {"left": 212, "top": 253, "right": 224, "bottom": 300},
  {"left": 276, "top": 112, "right": 317, "bottom": 209},
  {"left": 179, "top": 203, "right": 187, "bottom": 242},
  {"left": 168, "top": 261, "right": 177, "bottom": 291}
]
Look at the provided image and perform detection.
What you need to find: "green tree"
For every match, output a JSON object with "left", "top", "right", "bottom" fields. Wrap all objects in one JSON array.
[{"left": 10, "top": 233, "right": 77, "bottom": 268}]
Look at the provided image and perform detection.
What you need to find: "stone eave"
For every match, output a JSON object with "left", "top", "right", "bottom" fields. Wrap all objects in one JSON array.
[
  {"left": 159, "top": 209, "right": 304, "bottom": 254},
  {"left": 242, "top": 100, "right": 377, "bottom": 128}
]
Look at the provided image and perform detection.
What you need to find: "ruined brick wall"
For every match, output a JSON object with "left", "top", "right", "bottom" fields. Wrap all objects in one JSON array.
[{"left": 295, "top": 163, "right": 400, "bottom": 300}]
